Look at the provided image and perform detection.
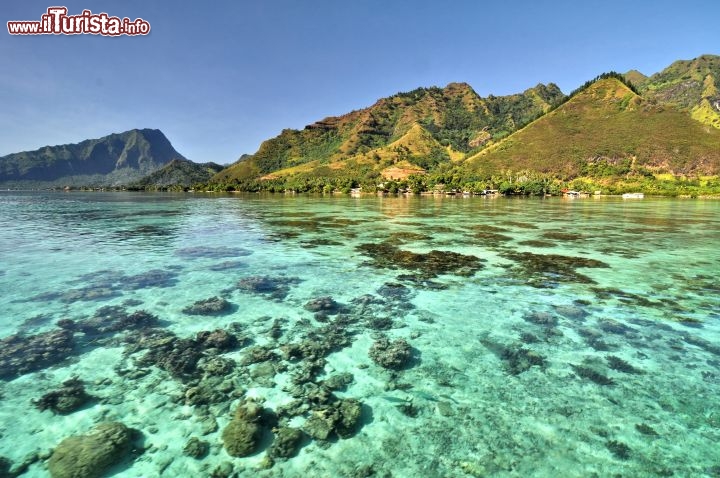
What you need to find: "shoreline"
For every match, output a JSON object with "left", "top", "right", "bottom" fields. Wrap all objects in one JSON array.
[{"left": 2, "top": 188, "right": 720, "bottom": 199}]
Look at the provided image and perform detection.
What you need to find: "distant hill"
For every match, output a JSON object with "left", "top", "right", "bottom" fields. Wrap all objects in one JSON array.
[
  {"left": 131, "top": 159, "right": 224, "bottom": 190},
  {"left": 212, "top": 82, "right": 564, "bottom": 185},
  {"left": 464, "top": 77, "right": 720, "bottom": 177},
  {"left": 0, "top": 129, "right": 185, "bottom": 188}
]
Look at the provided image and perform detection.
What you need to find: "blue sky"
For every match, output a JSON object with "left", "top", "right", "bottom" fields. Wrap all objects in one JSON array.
[{"left": 1, "top": 0, "right": 718, "bottom": 163}]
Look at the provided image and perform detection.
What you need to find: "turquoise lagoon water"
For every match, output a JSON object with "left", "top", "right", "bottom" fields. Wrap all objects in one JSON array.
[{"left": 0, "top": 192, "right": 718, "bottom": 477}]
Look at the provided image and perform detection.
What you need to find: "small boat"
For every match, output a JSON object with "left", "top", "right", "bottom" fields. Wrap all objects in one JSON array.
[{"left": 622, "top": 193, "right": 644, "bottom": 199}]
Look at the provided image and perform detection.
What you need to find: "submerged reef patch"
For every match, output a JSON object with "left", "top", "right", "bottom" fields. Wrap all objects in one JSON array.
[
  {"left": 522, "top": 311, "right": 559, "bottom": 327},
  {"left": 267, "top": 427, "right": 303, "bottom": 460},
  {"left": 33, "top": 377, "right": 93, "bottom": 415},
  {"left": 182, "top": 296, "right": 232, "bottom": 315},
  {"left": 122, "top": 269, "right": 178, "bottom": 290},
  {"left": 635, "top": 423, "right": 659, "bottom": 436},
  {"left": 517, "top": 239, "right": 557, "bottom": 248},
  {"left": 606, "top": 355, "right": 644, "bottom": 374},
  {"left": 369, "top": 335, "right": 413, "bottom": 370},
  {"left": 605, "top": 440, "right": 631, "bottom": 460},
  {"left": 500, "top": 221, "right": 538, "bottom": 229},
  {"left": 183, "top": 437, "right": 209, "bottom": 459},
  {"left": 48, "top": 422, "right": 136, "bottom": 478},
  {"left": 571, "top": 363, "right": 615, "bottom": 386},
  {"left": 480, "top": 338, "right": 546, "bottom": 375},
  {"left": 303, "top": 296, "right": 341, "bottom": 314},
  {"left": 222, "top": 399, "right": 264, "bottom": 457},
  {"left": 356, "top": 241, "right": 484, "bottom": 279},
  {"left": 302, "top": 398, "right": 363, "bottom": 440},
  {"left": 127, "top": 328, "right": 240, "bottom": 379},
  {"left": 236, "top": 275, "right": 302, "bottom": 300},
  {"left": 0, "top": 329, "right": 75, "bottom": 379},
  {"left": 60, "top": 306, "right": 158, "bottom": 338},
  {"left": 36, "top": 268, "right": 180, "bottom": 302},
  {"left": 298, "top": 237, "right": 343, "bottom": 249},
  {"left": 501, "top": 251, "right": 609, "bottom": 288},
  {"left": 591, "top": 287, "right": 660, "bottom": 307},
  {"left": 473, "top": 230, "right": 514, "bottom": 247},
  {"left": 540, "top": 231, "right": 585, "bottom": 241}
]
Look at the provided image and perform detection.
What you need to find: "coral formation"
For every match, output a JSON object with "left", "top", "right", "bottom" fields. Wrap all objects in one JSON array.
[
  {"left": 240, "top": 345, "right": 278, "bottom": 366},
  {"left": 236, "top": 275, "right": 301, "bottom": 300},
  {"left": 0, "top": 329, "right": 75, "bottom": 379},
  {"left": 606, "top": 440, "right": 631, "bottom": 460},
  {"left": 369, "top": 336, "right": 412, "bottom": 370},
  {"left": 304, "top": 296, "right": 340, "bottom": 314},
  {"left": 473, "top": 230, "right": 514, "bottom": 247},
  {"left": 376, "top": 282, "right": 412, "bottom": 300},
  {"left": 635, "top": 423, "right": 659, "bottom": 436},
  {"left": 606, "top": 355, "right": 644, "bottom": 374},
  {"left": 129, "top": 328, "right": 239, "bottom": 378},
  {"left": 47, "top": 422, "right": 133, "bottom": 478},
  {"left": 267, "top": 427, "right": 303, "bottom": 459},
  {"left": 33, "top": 377, "right": 92, "bottom": 414},
  {"left": 0, "top": 457, "right": 11, "bottom": 477},
  {"left": 222, "top": 399, "right": 264, "bottom": 457},
  {"left": 302, "top": 398, "right": 362, "bottom": 440},
  {"left": 182, "top": 297, "right": 232, "bottom": 315},
  {"left": 322, "top": 372, "right": 354, "bottom": 391},
  {"left": 522, "top": 311, "right": 559, "bottom": 327},
  {"left": 60, "top": 306, "right": 158, "bottom": 337},
  {"left": 501, "top": 251, "right": 609, "bottom": 287},
  {"left": 210, "top": 462, "right": 235, "bottom": 478},
  {"left": 480, "top": 338, "right": 546, "bottom": 375},
  {"left": 122, "top": 269, "right": 178, "bottom": 290},
  {"left": 597, "top": 319, "right": 637, "bottom": 336},
  {"left": 356, "top": 241, "right": 484, "bottom": 279},
  {"left": 183, "top": 437, "right": 209, "bottom": 459},
  {"left": 571, "top": 364, "right": 615, "bottom": 386}
]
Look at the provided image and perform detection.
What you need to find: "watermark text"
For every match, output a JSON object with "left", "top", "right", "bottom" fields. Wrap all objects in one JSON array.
[{"left": 8, "top": 7, "right": 150, "bottom": 36}]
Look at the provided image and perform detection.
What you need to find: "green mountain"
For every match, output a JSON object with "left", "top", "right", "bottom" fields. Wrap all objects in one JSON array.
[
  {"left": 130, "top": 159, "right": 224, "bottom": 190},
  {"left": 212, "top": 82, "right": 564, "bottom": 185},
  {"left": 0, "top": 129, "right": 186, "bottom": 188},
  {"left": 206, "top": 55, "right": 720, "bottom": 195},
  {"left": 464, "top": 76, "right": 720, "bottom": 178},
  {"left": 638, "top": 54, "right": 720, "bottom": 128}
]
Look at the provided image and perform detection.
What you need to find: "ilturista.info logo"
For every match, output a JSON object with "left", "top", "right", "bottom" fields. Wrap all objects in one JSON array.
[{"left": 7, "top": 7, "right": 150, "bottom": 36}]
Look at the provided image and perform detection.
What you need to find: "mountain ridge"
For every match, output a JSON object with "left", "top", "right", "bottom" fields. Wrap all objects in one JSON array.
[
  {"left": 2, "top": 54, "right": 719, "bottom": 195},
  {"left": 0, "top": 128, "right": 186, "bottom": 188},
  {"left": 212, "top": 81, "right": 565, "bottom": 185}
]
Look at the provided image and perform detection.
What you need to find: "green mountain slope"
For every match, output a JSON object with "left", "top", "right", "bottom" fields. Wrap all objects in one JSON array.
[
  {"left": 464, "top": 77, "right": 720, "bottom": 177},
  {"left": 640, "top": 54, "right": 720, "bottom": 128},
  {"left": 131, "top": 159, "right": 224, "bottom": 190},
  {"left": 0, "top": 129, "right": 185, "bottom": 187},
  {"left": 212, "top": 82, "right": 564, "bottom": 184}
]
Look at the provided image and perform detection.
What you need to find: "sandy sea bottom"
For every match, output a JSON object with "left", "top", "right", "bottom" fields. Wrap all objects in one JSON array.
[{"left": 0, "top": 192, "right": 718, "bottom": 477}]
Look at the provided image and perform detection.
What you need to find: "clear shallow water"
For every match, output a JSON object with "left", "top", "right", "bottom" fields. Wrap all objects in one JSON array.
[{"left": 0, "top": 192, "right": 719, "bottom": 477}]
